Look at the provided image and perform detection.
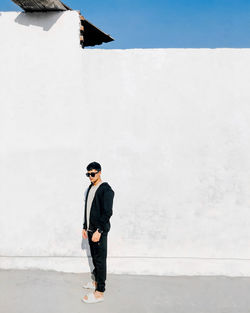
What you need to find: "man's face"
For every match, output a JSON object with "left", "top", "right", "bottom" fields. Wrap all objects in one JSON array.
[{"left": 87, "top": 169, "right": 101, "bottom": 184}]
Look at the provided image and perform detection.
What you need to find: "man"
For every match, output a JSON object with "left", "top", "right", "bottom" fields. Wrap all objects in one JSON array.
[{"left": 81, "top": 161, "right": 115, "bottom": 304}]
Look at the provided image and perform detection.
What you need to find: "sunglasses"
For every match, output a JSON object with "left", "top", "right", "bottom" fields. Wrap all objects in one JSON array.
[{"left": 86, "top": 171, "right": 100, "bottom": 177}]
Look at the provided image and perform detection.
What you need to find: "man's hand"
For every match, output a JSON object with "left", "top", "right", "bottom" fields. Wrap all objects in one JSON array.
[
  {"left": 82, "top": 229, "right": 87, "bottom": 239},
  {"left": 92, "top": 230, "right": 101, "bottom": 242}
]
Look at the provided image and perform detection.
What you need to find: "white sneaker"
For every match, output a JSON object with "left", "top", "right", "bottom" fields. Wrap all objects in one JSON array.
[
  {"left": 81, "top": 292, "right": 104, "bottom": 304},
  {"left": 83, "top": 281, "right": 95, "bottom": 289}
]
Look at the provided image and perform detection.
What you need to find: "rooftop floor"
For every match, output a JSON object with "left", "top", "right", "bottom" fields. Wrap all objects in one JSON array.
[{"left": 0, "top": 270, "right": 249, "bottom": 313}]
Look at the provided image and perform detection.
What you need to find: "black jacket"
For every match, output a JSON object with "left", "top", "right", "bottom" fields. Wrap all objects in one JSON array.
[{"left": 83, "top": 182, "right": 115, "bottom": 233}]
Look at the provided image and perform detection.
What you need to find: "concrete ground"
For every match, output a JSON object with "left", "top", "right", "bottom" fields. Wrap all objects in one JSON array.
[{"left": 0, "top": 270, "right": 249, "bottom": 313}]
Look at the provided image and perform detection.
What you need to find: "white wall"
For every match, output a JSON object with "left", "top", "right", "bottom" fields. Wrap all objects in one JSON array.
[{"left": 1, "top": 11, "right": 250, "bottom": 276}]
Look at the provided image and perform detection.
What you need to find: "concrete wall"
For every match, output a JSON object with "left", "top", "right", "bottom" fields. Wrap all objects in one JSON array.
[{"left": 1, "top": 11, "right": 250, "bottom": 276}]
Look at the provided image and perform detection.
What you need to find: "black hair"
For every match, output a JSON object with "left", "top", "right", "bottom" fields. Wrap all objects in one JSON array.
[{"left": 86, "top": 161, "right": 102, "bottom": 172}]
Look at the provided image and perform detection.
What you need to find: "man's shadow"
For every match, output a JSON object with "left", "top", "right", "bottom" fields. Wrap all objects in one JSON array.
[
  {"left": 81, "top": 187, "right": 94, "bottom": 276},
  {"left": 81, "top": 234, "right": 94, "bottom": 275}
]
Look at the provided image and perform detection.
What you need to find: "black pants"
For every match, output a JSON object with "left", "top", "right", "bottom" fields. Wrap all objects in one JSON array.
[{"left": 87, "top": 230, "right": 108, "bottom": 292}]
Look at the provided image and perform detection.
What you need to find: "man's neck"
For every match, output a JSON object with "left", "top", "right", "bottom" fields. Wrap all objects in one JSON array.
[{"left": 93, "top": 178, "right": 102, "bottom": 186}]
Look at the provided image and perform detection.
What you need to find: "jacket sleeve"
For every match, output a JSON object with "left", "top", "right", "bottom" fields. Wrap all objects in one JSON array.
[
  {"left": 83, "top": 221, "right": 87, "bottom": 230},
  {"left": 83, "top": 187, "right": 89, "bottom": 230},
  {"left": 98, "top": 188, "right": 114, "bottom": 232},
  {"left": 83, "top": 208, "right": 87, "bottom": 229}
]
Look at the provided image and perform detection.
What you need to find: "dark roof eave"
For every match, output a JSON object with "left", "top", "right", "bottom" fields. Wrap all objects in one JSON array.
[
  {"left": 81, "top": 18, "right": 114, "bottom": 47},
  {"left": 11, "top": 0, "right": 70, "bottom": 11}
]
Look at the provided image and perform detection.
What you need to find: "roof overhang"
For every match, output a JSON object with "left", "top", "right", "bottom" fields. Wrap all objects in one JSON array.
[
  {"left": 11, "top": 0, "right": 114, "bottom": 47},
  {"left": 80, "top": 16, "right": 114, "bottom": 48},
  {"left": 11, "top": 0, "right": 70, "bottom": 11}
]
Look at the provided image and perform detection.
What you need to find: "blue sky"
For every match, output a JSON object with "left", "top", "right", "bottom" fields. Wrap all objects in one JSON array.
[{"left": 1, "top": 0, "right": 250, "bottom": 49}]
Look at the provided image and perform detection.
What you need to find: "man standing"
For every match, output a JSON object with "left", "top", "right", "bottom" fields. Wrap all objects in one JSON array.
[{"left": 82, "top": 161, "right": 115, "bottom": 304}]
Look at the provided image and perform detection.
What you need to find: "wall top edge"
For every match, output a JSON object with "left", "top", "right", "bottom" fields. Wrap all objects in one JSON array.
[{"left": 83, "top": 48, "right": 250, "bottom": 52}]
